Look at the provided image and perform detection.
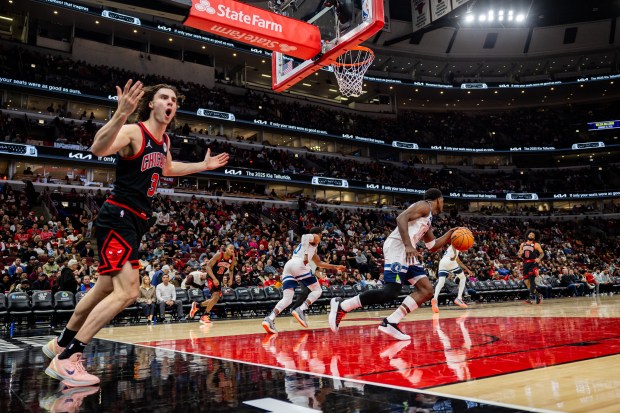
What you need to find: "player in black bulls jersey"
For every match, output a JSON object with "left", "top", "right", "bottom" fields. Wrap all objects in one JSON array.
[
  {"left": 189, "top": 244, "right": 237, "bottom": 323},
  {"left": 44, "top": 80, "right": 229, "bottom": 386},
  {"left": 518, "top": 229, "right": 544, "bottom": 304}
]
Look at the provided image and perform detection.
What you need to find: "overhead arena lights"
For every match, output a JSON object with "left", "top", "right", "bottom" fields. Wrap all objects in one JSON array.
[{"left": 463, "top": 9, "right": 526, "bottom": 25}]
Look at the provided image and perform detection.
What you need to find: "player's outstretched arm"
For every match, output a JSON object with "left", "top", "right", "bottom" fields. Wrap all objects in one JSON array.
[
  {"left": 424, "top": 227, "right": 457, "bottom": 252},
  {"left": 164, "top": 148, "right": 230, "bottom": 177},
  {"left": 91, "top": 79, "right": 143, "bottom": 157},
  {"left": 312, "top": 254, "right": 346, "bottom": 272},
  {"left": 456, "top": 256, "right": 474, "bottom": 275},
  {"left": 535, "top": 243, "right": 544, "bottom": 263}
]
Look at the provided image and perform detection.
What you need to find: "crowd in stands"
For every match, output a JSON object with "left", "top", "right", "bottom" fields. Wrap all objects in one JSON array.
[
  {"left": 3, "top": 110, "right": 620, "bottom": 195},
  {"left": 2, "top": 46, "right": 619, "bottom": 149},
  {"left": 2, "top": 182, "right": 619, "bottom": 323},
  {"left": 207, "top": 141, "right": 619, "bottom": 193},
  {"left": 476, "top": 202, "right": 620, "bottom": 216}
]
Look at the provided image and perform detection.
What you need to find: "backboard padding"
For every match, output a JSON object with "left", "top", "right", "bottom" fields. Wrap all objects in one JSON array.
[{"left": 272, "top": 0, "right": 384, "bottom": 92}]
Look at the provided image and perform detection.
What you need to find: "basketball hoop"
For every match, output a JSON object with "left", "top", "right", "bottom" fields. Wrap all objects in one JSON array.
[{"left": 331, "top": 46, "right": 375, "bottom": 97}]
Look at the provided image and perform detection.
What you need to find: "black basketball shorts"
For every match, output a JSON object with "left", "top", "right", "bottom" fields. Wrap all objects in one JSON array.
[
  {"left": 523, "top": 262, "right": 539, "bottom": 278},
  {"left": 95, "top": 199, "right": 149, "bottom": 275}
]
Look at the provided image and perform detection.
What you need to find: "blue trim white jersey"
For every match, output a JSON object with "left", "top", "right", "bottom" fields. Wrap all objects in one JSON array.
[
  {"left": 292, "top": 234, "right": 317, "bottom": 262},
  {"left": 439, "top": 245, "right": 460, "bottom": 272},
  {"left": 387, "top": 204, "right": 432, "bottom": 247}
]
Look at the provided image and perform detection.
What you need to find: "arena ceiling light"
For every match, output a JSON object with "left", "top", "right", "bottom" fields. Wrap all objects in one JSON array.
[{"left": 463, "top": 8, "right": 526, "bottom": 25}]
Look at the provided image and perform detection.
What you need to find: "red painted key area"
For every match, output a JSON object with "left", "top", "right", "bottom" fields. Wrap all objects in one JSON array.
[{"left": 140, "top": 317, "right": 620, "bottom": 388}]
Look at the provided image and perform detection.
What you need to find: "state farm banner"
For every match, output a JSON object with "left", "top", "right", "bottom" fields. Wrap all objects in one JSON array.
[
  {"left": 412, "top": 0, "right": 431, "bottom": 31},
  {"left": 184, "top": 0, "right": 321, "bottom": 60},
  {"left": 430, "top": 0, "right": 452, "bottom": 21}
]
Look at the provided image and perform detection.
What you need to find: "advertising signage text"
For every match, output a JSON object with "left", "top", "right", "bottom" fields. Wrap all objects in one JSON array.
[{"left": 0, "top": 145, "right": 618, "bottom": 201}]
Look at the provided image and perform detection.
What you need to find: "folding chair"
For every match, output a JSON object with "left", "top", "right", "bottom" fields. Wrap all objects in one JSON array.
[{"left": 31, "top": 290, "right": 55, "bottom": 327}]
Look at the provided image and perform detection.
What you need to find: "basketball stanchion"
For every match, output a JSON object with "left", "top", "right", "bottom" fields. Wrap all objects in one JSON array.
[{"left": 331, "top": 46, "right": 375, "bottom": 97}]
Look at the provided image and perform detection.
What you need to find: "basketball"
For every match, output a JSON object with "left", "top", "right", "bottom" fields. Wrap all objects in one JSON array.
[{"left": 451, "top": 228, "right": 474, "bottom": 251}]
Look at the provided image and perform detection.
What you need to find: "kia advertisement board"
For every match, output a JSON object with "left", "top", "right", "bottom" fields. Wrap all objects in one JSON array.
[
  {"left": 0, "top": 144, "right": 618, "bottom": 200},
  {"left": 184, "top": 0, "right": 321, "bottom": 60}
]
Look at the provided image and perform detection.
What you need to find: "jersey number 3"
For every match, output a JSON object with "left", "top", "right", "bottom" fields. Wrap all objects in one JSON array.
[{"left": 147, "top": 173, "right": 160, "bottom": 197}]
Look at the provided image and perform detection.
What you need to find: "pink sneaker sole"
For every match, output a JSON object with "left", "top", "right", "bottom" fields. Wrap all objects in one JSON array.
[
  {"left": 45, "top": 358, "right": 100, "bottom": 387},
  {"left": 189, "top": 302, "right": 199, "bottom": 318},
  {"left": 42, "top": 339, "right": 64, "bottom": 360}
]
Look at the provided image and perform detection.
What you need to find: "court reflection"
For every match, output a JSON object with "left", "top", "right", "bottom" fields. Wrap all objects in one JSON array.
[
  {"left": 433, "top": 314, "right": 472, "bottom": 382},
  {"left": 143, "top": 316, "right": 620, "bottom": 391},
  {"left": 1, "top": 338, "right": 524, "bottom": 412}
]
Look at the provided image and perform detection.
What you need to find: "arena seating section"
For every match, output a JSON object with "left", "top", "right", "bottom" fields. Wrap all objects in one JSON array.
[
  {"left": 1, "top": 46, "right": 620, "bottom": 331},
  {"left": 1, "top": 183, "right": 619, "bottom": 330}
]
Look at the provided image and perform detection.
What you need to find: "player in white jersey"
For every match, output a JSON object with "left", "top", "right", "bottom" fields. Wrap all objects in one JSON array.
[
  {"left": 431, "top": 244, "right": 474, "bottom": 313},
  {"left": 329, "top": 188, "right": 456, "bottom": 340},
  {"left": 181, "top": 262, "right": 208, "bottom": 290},
  {"left": 262, "top": 227, "right": 346, "bottom": 334}
]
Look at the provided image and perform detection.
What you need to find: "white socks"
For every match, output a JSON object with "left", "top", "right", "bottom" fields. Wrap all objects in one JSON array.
[
  {"left": 386, "top": 296, "right": 418, "bottom": 324},
  {"left": 340, "top": 295, "right": 362, "bottom": 312},
  {"left": 299, "top": 287, "right": 322, "bottom": 311}
]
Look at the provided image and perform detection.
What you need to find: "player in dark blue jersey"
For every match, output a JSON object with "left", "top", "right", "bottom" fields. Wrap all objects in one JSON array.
[{"left": 43, "top": 80, "right": 229, "bottom": 386}]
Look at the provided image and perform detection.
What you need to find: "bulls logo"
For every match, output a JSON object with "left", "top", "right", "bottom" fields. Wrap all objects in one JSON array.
[
  {"left": 415, "top": 1, "right": 426, "bottom": 14},
  {"left": 99, "top": 230, "right": 132, "bottom": 272}
]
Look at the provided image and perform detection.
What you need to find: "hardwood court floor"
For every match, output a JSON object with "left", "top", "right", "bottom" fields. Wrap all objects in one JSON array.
[
  {"left": 3, "top": 295, "right": 620, "bottom": 412},
  {"left": 98, "top": 295, "right": 620, "bottom": 412}
]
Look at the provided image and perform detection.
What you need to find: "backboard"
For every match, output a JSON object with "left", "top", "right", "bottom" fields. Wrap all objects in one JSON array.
[{"left": 270, "top": 0, "right": 384, "bottom": 92}]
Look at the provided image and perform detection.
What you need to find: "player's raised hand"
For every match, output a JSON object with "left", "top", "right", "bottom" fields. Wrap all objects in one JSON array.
[
  {"left": 115, "top": 79, "right": 144, "bottom": 119},
  {"left": 335, "top": 265, "right": 347, "bottom": 272},
  {"left": 203, "top": 148, "right": 230, "bottom": 170}
]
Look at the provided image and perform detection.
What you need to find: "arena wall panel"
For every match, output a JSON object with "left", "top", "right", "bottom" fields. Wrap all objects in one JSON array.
[{"left": 72, "top": 38, "right": 215, "bottom": 88}]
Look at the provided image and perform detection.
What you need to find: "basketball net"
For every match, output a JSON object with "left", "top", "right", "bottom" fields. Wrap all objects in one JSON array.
[{"left": 331, "top": 46, "right": 374, "bottom": 97}]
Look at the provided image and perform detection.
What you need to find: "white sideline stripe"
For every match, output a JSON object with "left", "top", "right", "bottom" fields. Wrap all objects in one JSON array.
[
  {"left": 103, "top": 338, "right": 560, "bottom": 413},
  {"left": 243, "top": 397, "right": 320, "bottom": 412}
]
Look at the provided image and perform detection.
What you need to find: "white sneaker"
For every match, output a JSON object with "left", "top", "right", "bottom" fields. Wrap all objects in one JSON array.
[
  {"left": 261, "top": 317, "right": 278, "bottom": 334},
  {"left": 378, "top": 318, "right": 411, "bottom": 341},
  {"left": 328, "top": 297, "right": 346, "bottom": 333},
  {"left": 379, "top": 340, "right": 411, "bottom": 359},
  {"left": 292, "top": 307, "right": 308, "bottom": 328},
  {"left": 454, "top": 298, "right": 468, "bottom": 308}
]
